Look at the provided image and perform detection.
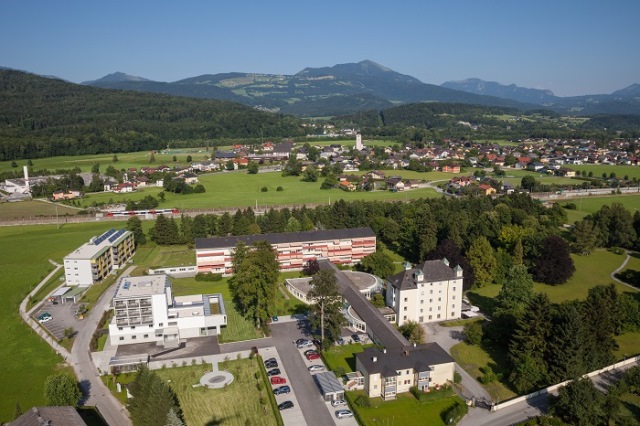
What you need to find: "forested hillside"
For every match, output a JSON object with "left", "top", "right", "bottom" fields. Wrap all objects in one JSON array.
[
  {"left": 333, "top": 102, "right": 640, "bottom": 140},
  {"left": 0, "top": 70, "right": 304, "bottom": 161}
]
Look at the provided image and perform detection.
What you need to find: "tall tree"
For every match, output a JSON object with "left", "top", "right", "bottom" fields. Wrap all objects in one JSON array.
[
  {"left": 466, "top": 236, "right": 497, "bottom": 287},
  {"left": 128, "top": 366, "right": 181, "bottom": 426},
  {"left": 508, "top": 293, "right": 553, "bottom": 393},
  {"left": 231, "top": 241, "right": 279, "bottom": 331},
  {"left": 358, "top": 250, "right": 395, "bottom": 280},
  {"left": 547, "top": 301, "right": 588, "bottom": 382},
  {"left": 217, "top": 212, "right": 233, "bottom": 236},
  {"left": 582, "top": 285, "right": 620, "bottom": 370},
  {"left": 126, "top": 216, "right": 146, "bottom": 246},
  {"left": 43, "top": 374, "right": 82, "bottom": 407},
  {"left": 307, "top": 270, "right": 345, "bottom": 346},
  {"left": 550, "top": 378, "right": 605, "bottom": 426},
  {"left": 531, "top": 235, "right": 575, "bottom": 285},
  {"left": 571, "top": 219, "right": 599, "bottom": 255},
  {"left": 496, "top": 265, "right": 534, "bottom": 312},
  {"left": 399, "top": 320, "right": 426, "bottom": 344}
]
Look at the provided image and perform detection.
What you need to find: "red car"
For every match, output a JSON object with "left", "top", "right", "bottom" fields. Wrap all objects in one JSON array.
[
  {"left": 306, "top": 353, "right": 321, "bottom": 361},
  {"left": 270, "top": 376, "right": 287, "bottom": 385}
]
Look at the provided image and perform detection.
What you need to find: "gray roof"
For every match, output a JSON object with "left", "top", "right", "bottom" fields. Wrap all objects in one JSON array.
[
  {"left": 10, "top": 406, "right": 87, "bottom": 426},
  {"left": 314, "top": 371, "right": 344, "bottom": 396},
  {"left": 387, "top": 259, "right": 458, "bottom": 291},
  {"left": 355, "top": 344, "right": 454, "bottom": 377},
  {"left": 318, "top": 260, "right": 409, "bottom": 351},
  {"left": 195, "top": 227, "right": 375, "bottom": 250}
]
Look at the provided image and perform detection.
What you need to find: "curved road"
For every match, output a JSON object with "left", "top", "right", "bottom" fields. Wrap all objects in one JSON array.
[{"left": 70, "top": 266, "right": 135, "bottom": 426}]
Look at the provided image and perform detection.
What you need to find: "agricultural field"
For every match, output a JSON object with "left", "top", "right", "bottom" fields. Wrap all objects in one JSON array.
[
  {"left": 0, "top": 199, "right": 80, "bottom": 220},
  {"left": 566, "top": 164, "right": 640, "bottom": 181},
  {"left": 77, "top": 169, "right": 441, "bottom": 210},
  {"left": 0, "top": 221, "right": 117, "bottom": 422}
]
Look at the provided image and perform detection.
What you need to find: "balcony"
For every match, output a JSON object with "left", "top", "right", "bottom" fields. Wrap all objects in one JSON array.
[{"left": 114, "top": 302, "right": 127, "bottom": 309}]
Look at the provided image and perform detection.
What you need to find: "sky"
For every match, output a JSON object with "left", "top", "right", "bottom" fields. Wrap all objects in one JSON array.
[{"left": 1, "top": 0, "right": 638, "bottom": 97}]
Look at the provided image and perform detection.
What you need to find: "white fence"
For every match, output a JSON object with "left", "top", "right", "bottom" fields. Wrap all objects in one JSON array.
[{"left": 491, "top": 355, "right": 640, "bottom": 411}]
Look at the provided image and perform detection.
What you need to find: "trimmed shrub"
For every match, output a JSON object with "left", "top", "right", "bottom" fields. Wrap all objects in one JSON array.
[
  {"left": 354, "top": 394, "right": 371, "bottom": 408},
  {"left": 276, "top": 186, "right": 283, "bottom": 191},
  {"left": 441, "top": 400, "right": 468, "bottom": 425},
  {"left": 195, "top": 272, "right": 223, "bottom": 282},
  {"left": 261, "top": 186, "right": 268, "bottom": 192}
]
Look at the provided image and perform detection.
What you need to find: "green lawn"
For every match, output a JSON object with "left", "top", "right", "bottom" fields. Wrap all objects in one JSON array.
[
  {"left": 450, "top": 341, "right": 516, "bottom": 402},
  {"left": 469, "top": 250, "right": 634, "bottom": 311},
  {"left": 133, "top": 244, "right": 195, "bottom": 269},
  {"left": 0, "top": 221, "right": 119, "bottom": 422},
  {"left": 155, "top": 360, "right": 280, "bottom": 426},
  {"left": 565, "top": 164, "right": 640, "bottom": 180},
  {"left": 346, "top": 390, "right": 464, "bottom": 426},
  {"left": 615, "top": 332, "right": 640, "bottom": 360},
  {"left": 322, "top": 343, "right": 374, "bottom": 374}
]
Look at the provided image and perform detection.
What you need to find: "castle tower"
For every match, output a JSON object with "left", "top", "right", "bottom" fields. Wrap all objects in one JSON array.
[{"left": 355, "top": 133, "right": 363, "bottom": 151}]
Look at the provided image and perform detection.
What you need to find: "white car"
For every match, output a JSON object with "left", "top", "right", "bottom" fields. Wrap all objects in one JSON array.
[
  {"left": 308, "top": 364, "right": 325, "bottom": 373},
  {"left": 336, "top": 410, "right": 353, "bottom": 419},
  {"left": 331, "top": 399, "right": 347, "bottom": 407},
  {"left": 37, "top": 314, "right": 52, "bottom": 324},
  {"left": 297, "top": 339, "right": 313, "bottom": 349}
]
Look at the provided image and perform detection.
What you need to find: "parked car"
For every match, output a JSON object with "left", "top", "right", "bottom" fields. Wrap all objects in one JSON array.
[
  {"left": 337, "top": 337, "right": 345, "bottom": 345},
  {"left": 264, "top": 359, "right": 278, "bottom": 368},
  {"left": 336, "top": 409, "right": 354, "bottom": 419},
  {"left": 297, "top": 339, "right": 313, "bottom": 348},
  {"left": 331, "top": 399, "right": 347, "bottom": 407},
  {"left": 270, "top": 376, "right": 287, "bottom": 385},
  {"left": 306, "top": 352, "right": 321, "bottom": 361},
  {"left": 266, "top": 368, "right": 281, "bottom": 377},
  {"left": 273, "top": 385, "right": 291, "bottom": 395},
  {"left": 308, "top": 364, "right": 325, "bottom": 373},
  {"left": 278, "top": 400, "right": 294, "bottom": 411},
  {"left": 37, "top": 313, "right": 52, "bottom": 324},
  {"left": 304, "top": 349, "right": 319, "bottom": 357},
  {"left": 272, "top": 315, "right": 279, "bottom": 322},
  {"left": 351, "top": 334, "right": 361, "bottom": 343}
]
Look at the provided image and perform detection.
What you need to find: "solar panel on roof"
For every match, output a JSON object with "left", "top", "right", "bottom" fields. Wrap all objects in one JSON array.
[
  {"left": 94, "top": 228, "right": 117, "bottom": 245},
  {"left": 108, "top": 229, "right": 126, "bottom": 243}
]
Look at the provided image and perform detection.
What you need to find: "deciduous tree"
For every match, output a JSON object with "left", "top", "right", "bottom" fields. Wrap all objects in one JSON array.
[
  {"left": 399, "top": 320, "right": 426, "bottom": 345},
  {"left": 307, "top": 270, "right": 345, "bottom": 345},
  {"left": 358, "top": 250, "right": 395, "bottom": 280},
  {"left": 466, "top": 236, "right": 496, "bottom": 287},
  {"left": 531, "top": 235, "right": 575, "bottom": 285},
  {"left": 44, "top": 374, "right": 82, "bottom": 407}
]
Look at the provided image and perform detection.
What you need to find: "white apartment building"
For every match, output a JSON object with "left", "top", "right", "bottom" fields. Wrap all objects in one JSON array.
[
  {"left": 386, "top": 259, "right": 463, "bottom": 326},
  {"left": 108, "top": 275, "right": 227, "bottom": 348},
  {"left": 63, "top": 228, "right": 135, "bottom": 286}
]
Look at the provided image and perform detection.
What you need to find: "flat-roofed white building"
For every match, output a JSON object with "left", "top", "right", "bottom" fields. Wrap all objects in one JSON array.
[
  {"left": 386, "top": 259, "right": 463, "bottom": 326},
  {"left": 63, "top": 228, "right": 135, "bottom": 286},
  {"left": 108, "top": 275, "right": 227, "bottom": 348}
]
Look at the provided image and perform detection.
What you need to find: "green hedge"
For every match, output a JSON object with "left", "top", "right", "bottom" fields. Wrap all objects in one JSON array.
[{"left": 344, "top": 391, "right": 366, "bottom": 425}]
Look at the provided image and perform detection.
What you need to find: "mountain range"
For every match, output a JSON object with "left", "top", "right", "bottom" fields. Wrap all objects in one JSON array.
[{"left": 79, "top": 60, "right": 640, "bottom": 117}]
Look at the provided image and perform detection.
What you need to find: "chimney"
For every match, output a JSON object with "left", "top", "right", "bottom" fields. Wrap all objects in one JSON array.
[
  {"left": 383, "top": 348, "right": 387, "bottom": 354},
  {"left": 23, "top": 165, "right": 30, "bottom": 193},
  {"left": 372, "top": 356, "right": 377, "bottom": 363}
]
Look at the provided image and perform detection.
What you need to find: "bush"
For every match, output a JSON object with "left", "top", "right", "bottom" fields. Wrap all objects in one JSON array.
[
  {"left": 563, "top": 203, "right": 577, "bottom": 210},
  {"left": 463, "top": 321, "right": 483, "bottom": 345},
  {"left": 609, "top": 247, "right": 625, "bottom": 255},
  {"left": 441, "top": 400, "right": 468, "bottom": 425},
  {"left": 276, "top": 186, "right": 283, "bottom": 191},
  {"left": 410, "top": 386, "right": 429, "bottom": 402},
  {"left": 453, "top": 371, "right": 462, "bottom": 384},
  {"left": 261, "top": 186, "right": 268, "bottom": 192},
  {"left": 195, "top": 273, "right": 223, "bottom": 282},
  {"left": 354, "top": 394, "right": 371, "bottom": 408},
  {"left": 478, "top": 366, "right": 500, "bottom": 384}
]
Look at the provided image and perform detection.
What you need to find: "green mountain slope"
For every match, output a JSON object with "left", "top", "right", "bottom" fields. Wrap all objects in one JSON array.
[{"left": 0, "top": 70, "right": 304, "bottom": 161}]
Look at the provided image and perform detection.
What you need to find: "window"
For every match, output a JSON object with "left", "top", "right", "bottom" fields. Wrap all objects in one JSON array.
[
  {"left": 132, "top": 335, "right": 137, "bottom": 340},
  {"left": 118, "top": 327, "right": 123, "bottom": 330},
  {"left": 119, "top": 337, "right": 124, "bottom": 341},
  {"left": 148, "top": 324, "right": 153, "bottom": 328},
  {"left": 403, "top": 316, "right": 407, "bottom": 320},
  {"left": 131, "top": 326, "right": 136, "bottom": 330},
  {"left": 159, "top": 322, "right": 163, "bottom": 327},
  {"left": 430, "top": 290, "right": 433, "bottom": 294},
  {"left": 438, "top": 306, "right": 441, "bottom": 311},
  {"left": 438, "top": 297, "right": 441, "bottom": 302},
  {"left": 403, "top": 307, "right": 407, "bottom": 311},
  {"left": 420, "top": 300, "right": 424, "bottom": 304},
  {"left": 374, "top": 385, "right": 378, "bottom": 389},
  {"left": 404, "top": 297, "right": 408, "bottom": 302},
  {"left": 143, "top": 334, "right": 149, "bottom": 338},
  {"left": 453, "top": 287, "right": 456, "bottom": 291},
  {"left": 452, "top": 304, "right": 455, "bottom": 309},
  {"left": 437, "top": 314, "right": 441, "bottom": 319},
  {"left": 406, "top": 370, "right": 410, "bottom": 374},
  {"left": 429, "top": 299, "right": 432, "bottom": 303},
  {"left": 429, "top": 307, "right": 432, "bottom": 312},
  {"left": 428, "top": 315, "right": 432, "bottom": 320},
  {"left": 420, "top": 309, "right": 423, "bottom": 313},
  {"left": 452, "top": 295, "right": 456, "bottom": 300}
]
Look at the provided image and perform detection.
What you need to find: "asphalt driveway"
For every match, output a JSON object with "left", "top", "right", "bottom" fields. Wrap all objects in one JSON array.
[{"left": 33, "top": 301, "right": 84, "bottom": 340}]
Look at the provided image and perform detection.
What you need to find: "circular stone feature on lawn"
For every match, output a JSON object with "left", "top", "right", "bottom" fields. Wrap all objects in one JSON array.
[{"left": 200, "top": 371, "right": 234, "bottom": 389}]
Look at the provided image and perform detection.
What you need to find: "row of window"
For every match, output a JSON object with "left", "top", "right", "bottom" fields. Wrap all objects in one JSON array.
[{"left": 118, "top": 333, "right": 160, "bottom": 341}]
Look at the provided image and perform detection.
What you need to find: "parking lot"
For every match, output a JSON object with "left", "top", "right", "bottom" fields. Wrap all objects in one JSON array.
[
  {"left": 33, "top": 301, "right": 85, "bottom": 340},
  {"left": 258, "top": 346, "right": 306, "bottom": 426}
]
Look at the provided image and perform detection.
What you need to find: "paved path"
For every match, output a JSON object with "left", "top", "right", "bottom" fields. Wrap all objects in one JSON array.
[
  {"left": 70, "top": 266, "right": 136, "bottom": 426},
  {"left": 610, "top": 250, "right": 640, "bottom": 292},
  {"left": 424, "top": 323, "right": 492, "bottom": 403}
]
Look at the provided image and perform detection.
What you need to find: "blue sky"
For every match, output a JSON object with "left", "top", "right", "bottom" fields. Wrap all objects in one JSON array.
[{"left": 1, "top": 0, "right": 638, "bottom": 96}]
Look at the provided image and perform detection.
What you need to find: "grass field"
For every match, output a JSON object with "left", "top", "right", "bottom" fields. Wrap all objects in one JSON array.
[
  {"left": 346, "top": 389, "right": 463, "bottom": 426},
  {"left": 450, "top": 341, "right": 516, "bottom": 402},
  {"left": 76, "top": 170, "right": 442, "bottom": 210},
  {"left": 0, "top": 199, "right": 80, "bottom": 220},
  {"left": 468, "top": 250, "right": 635, "bottom": 313},
  {"left": 0, "top": 221, "right": 118, "bottom": 422},
  {"left": 565, "top": 164, "right": 640, "bottom": 180},
  {"left": 155, "top": 360, "right": 279, "bottom": 426}
]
